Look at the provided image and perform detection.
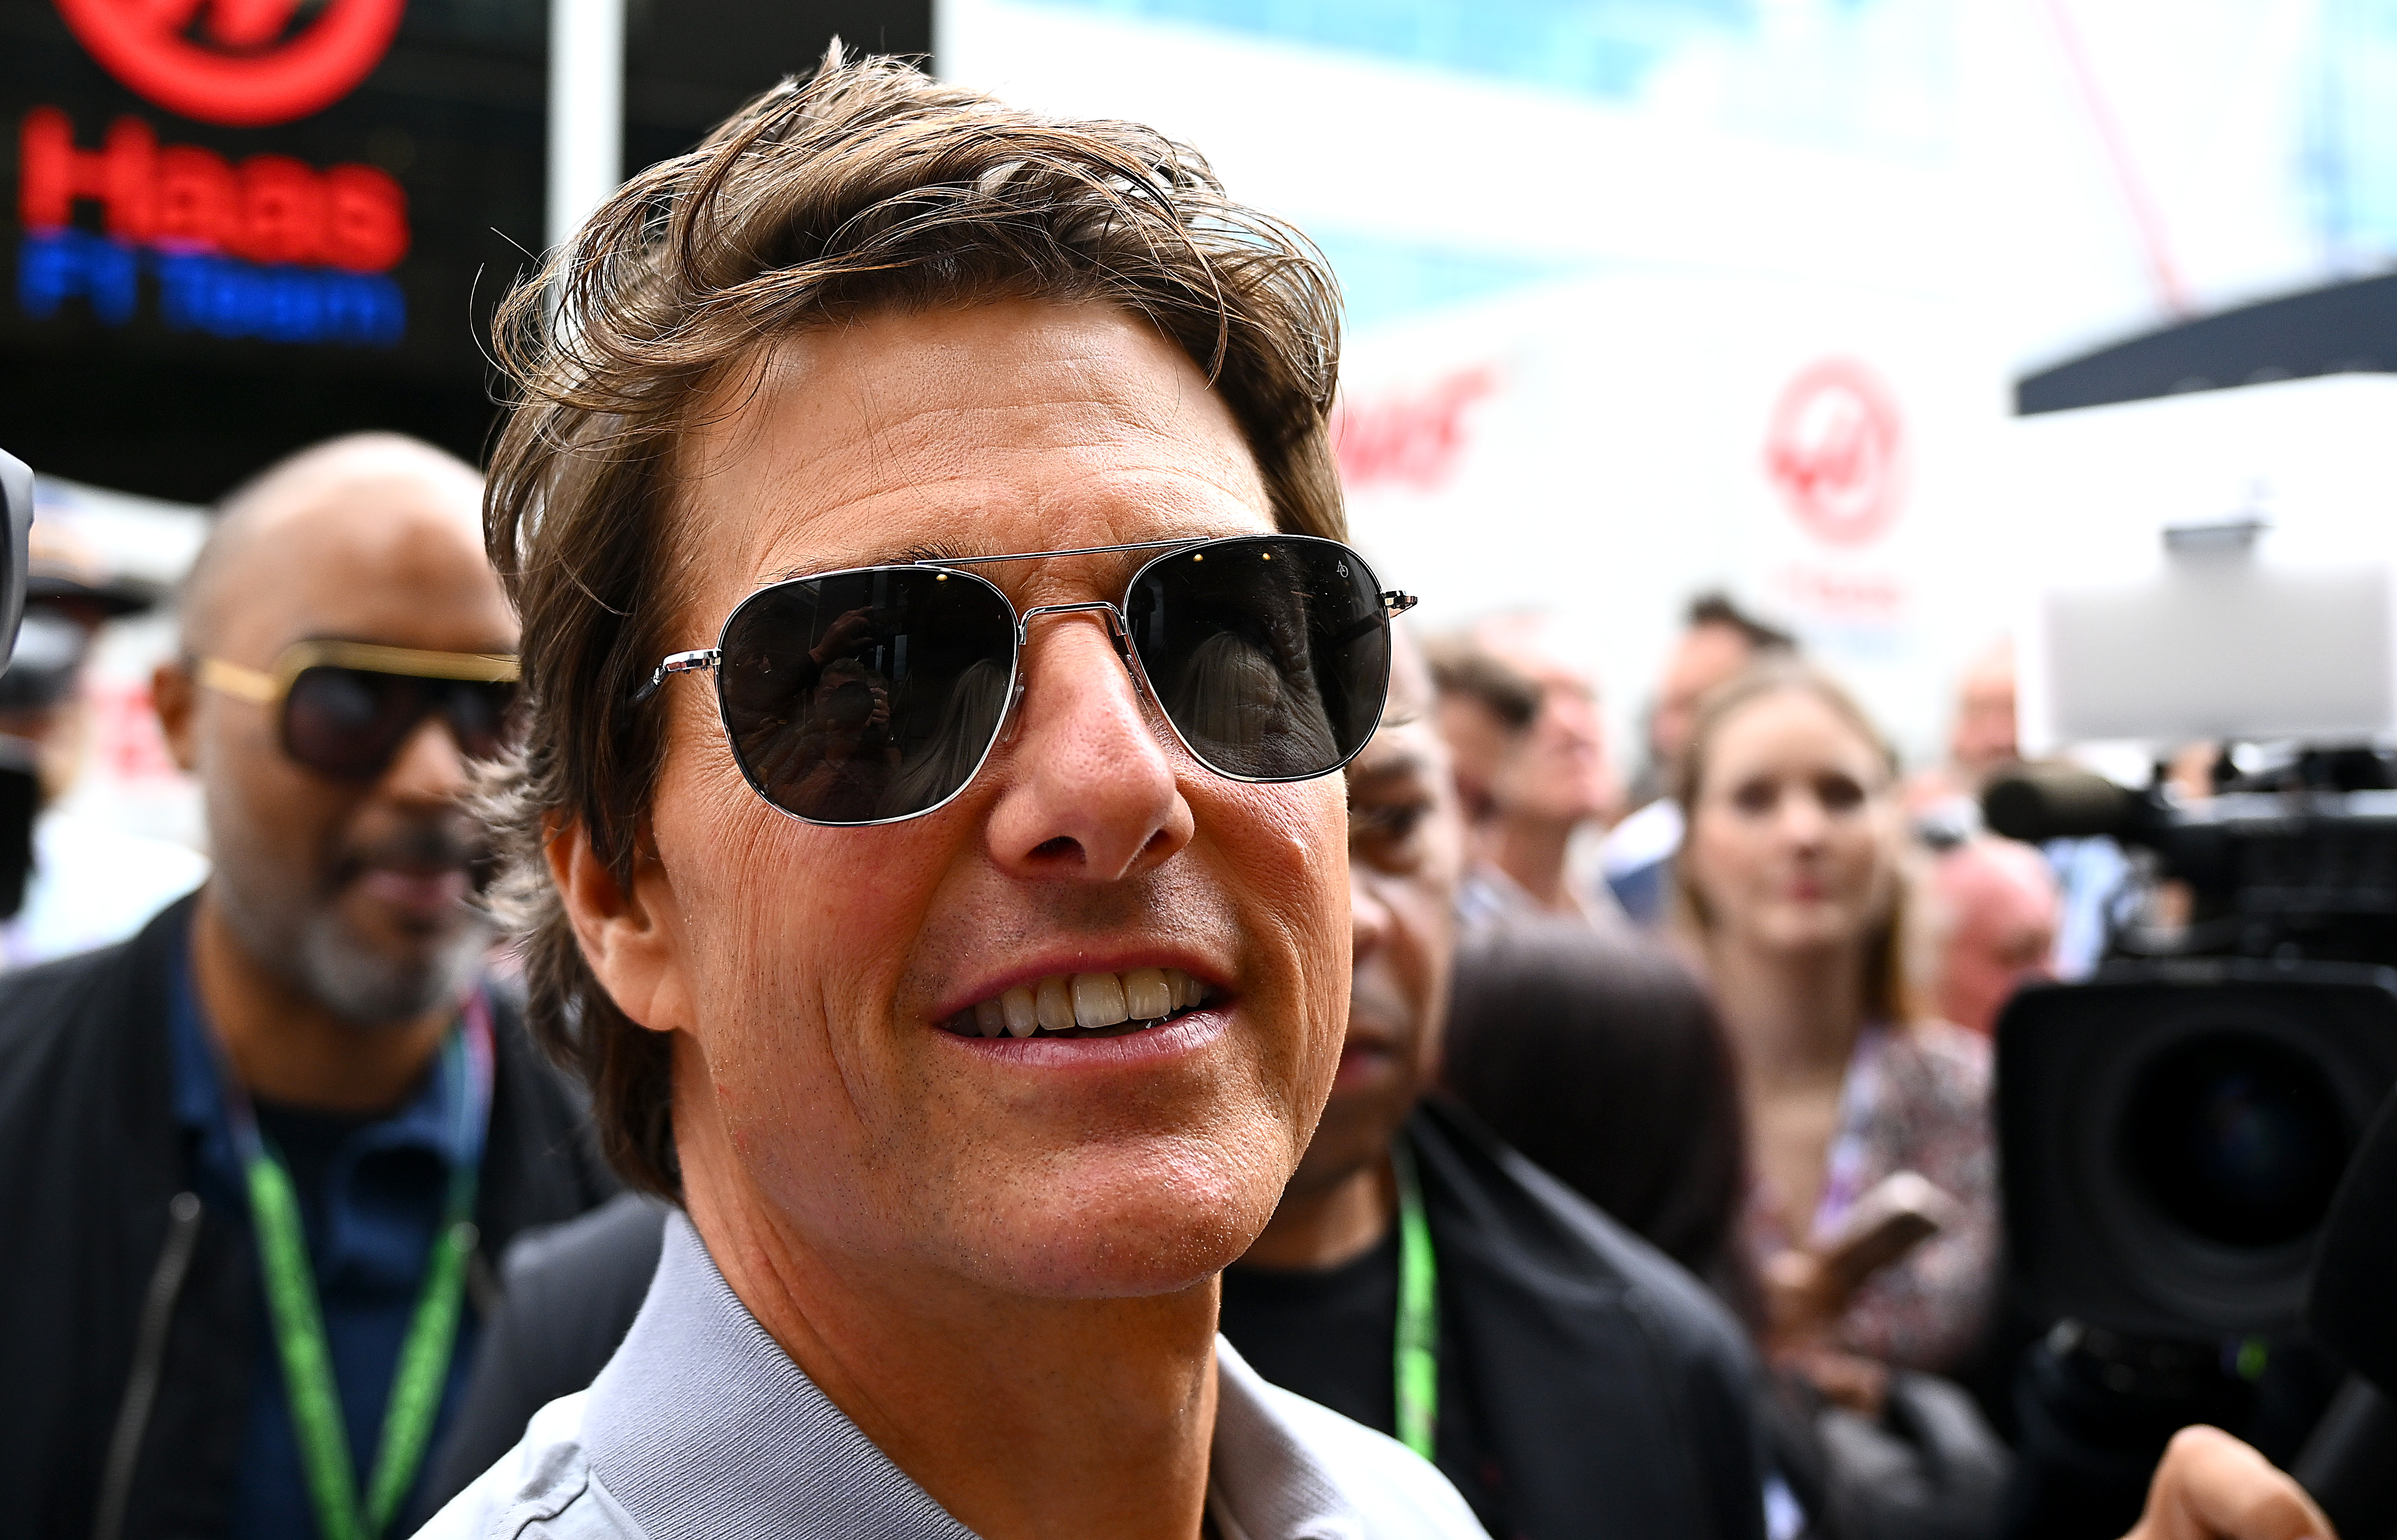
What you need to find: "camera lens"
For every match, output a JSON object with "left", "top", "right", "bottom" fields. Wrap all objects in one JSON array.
[{"left": 2119, "top": 1031, "right": 2351, "bottom": 1249}]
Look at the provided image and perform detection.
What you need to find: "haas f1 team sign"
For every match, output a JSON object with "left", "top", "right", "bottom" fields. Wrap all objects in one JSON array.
[
  {"left": 15, "top": 0, "right": 417, "bottom": 348},
  {"left": 55, "top": 0, "right": 404, "bottom": 127},
  {"left": 0, "top": 0, "right": 549, "bottom": 498}
]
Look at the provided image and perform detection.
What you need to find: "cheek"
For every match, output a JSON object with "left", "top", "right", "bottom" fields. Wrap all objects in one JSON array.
[
  {"left": 205, "top": 719, "right": 343, "bottom": 880},
  {"left": 1688, "top": 814, "right": 1762, "bottom": 898},
  {"left": 648, "top": 742, "right": 952, "bottom": 1083},
  {"left": 1205, "top": 777, "right": 1350, "bottom": 1087}
]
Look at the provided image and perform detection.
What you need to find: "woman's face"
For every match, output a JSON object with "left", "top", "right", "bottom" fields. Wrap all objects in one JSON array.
[{"left": 1683, "top": 687, "right": 1899, "bottom": 959}]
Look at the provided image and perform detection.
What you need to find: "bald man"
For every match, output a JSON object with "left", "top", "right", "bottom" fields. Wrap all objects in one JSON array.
[{"left": 0, "top": 435, "right": 612, "bottom": 1540}]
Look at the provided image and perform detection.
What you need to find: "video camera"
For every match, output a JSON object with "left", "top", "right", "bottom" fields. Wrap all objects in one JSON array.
[
  {"left": 1988, "top": 756, "right": 2397, "bottom": 1337},
  {"left": 1983, "top": 524, "right": 2397, "bottom": 1534}
]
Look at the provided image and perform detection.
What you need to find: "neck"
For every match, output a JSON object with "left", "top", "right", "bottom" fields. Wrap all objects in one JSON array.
[
  {"left": 1704, "top": 929, "right": 1867, "bottom": 1093},
  {"left": 190, "top": 890, "right": 452, "bottom": 1114},
  {"left": 1240, "top": 1148, "right": 1396, "bottom": 1272},
  {"left": 1491, "top": 813, "right": 1581, "bottom": 915},
  {"left": 678, "top": 1069, "right": 1219, "bottom": 1540}
]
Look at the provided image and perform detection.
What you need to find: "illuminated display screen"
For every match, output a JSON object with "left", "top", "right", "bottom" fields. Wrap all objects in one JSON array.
[{"left": 2, "top": 0, "right": 928, "bottom": 503}]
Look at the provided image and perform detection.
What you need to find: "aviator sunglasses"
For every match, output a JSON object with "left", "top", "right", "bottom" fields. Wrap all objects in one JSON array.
[
  {"left": 198, "top": 640, "right": 521, "bottom": 780},
  {"left": 644, "top": 533, "right": 1419, "bottom": 827}
]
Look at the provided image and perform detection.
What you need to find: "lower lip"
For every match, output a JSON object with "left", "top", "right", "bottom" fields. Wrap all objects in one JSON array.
[
  {"left": 355, "top": 868, "right": 470, "bottom": 916},
  {"left": 933, "top": 1006, "right": 1230, "bottom": 1071},
  {"left": 1332, "top": 1042, "right": 1395, "bottom": 1089}
]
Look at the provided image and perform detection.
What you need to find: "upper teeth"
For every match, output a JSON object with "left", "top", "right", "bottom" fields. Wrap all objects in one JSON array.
[{"left": 967, "top": 968, "right": 1205, "bottom": 1038}]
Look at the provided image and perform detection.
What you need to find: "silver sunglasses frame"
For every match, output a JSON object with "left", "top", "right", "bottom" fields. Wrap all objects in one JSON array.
[{"left": 645, "top": 533, "right": 1420, "bottom": 828}]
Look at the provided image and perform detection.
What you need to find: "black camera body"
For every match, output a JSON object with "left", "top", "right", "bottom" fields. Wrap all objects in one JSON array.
[
  {"left": 2001, "top": 960, "right": 2397, "bottom": 1336},
  {"left": 1990, "top": 762, "right": 2397, "bottom": 1339}
]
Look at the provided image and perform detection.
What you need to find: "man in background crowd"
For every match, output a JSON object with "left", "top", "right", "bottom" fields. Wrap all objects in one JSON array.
[
  {"left": 1429, "top": 618, "right": 1627, "bottom": 929},
  {"left": 1925, "top": 836, "right": 2061, "bottom": 1036},
  {"left": 1904, "top": 639, "right": 2025, "bottom": 844},
  {"left": 0, "top": 522, "right": 209, "bottom": 966},
  {"left": 0, "top": 434, "right": 611, "bottom": 1538},
  {"left": 1602, "top": 593, "right": 1794, "bottom": 924},
  {"left": 1222, "top": 636, "right": 1762, "bottom": 1540}
]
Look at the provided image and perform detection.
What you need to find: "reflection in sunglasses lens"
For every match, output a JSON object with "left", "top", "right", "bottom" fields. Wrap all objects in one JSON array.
[
  {"left": 1129, "top": 537, "right": 1389, "bottom": 781},
  {"left": 718, "top": 569, "right": 1017, "bottom": 824}
]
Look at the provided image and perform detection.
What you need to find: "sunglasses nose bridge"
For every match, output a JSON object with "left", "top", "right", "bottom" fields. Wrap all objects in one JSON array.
[
  {"left": 1006, "top": 600, "right": 1150, "bottom": 724},
  {"left": 1012, "top": 600, "right": 1137, "bottom": 670}
]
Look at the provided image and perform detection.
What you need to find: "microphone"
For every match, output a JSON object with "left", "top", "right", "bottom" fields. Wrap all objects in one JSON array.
[{"left": 1983, "top": 765, "right": 2144, "bottom": 844}]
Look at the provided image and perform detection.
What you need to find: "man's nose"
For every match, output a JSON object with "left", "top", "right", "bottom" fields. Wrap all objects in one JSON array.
[
  {"left": 1351, "top": 864, "right": 1393, "bottom": 966},
  {"left": 984, "top": 614, "right": 1192, "bottom": 881},
  {"left": 378, "top": 712, "right": 474, "bottom": 805}
]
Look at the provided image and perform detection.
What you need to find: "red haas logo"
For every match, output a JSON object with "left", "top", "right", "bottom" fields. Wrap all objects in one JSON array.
[
  {"left": 1764, "top": 358, "right": 1908, "bottom": 548},
  {"left": 20, "top": 108, "right": 409, "bottom": 271},
  {"left": 54, "top": 0, "right": 406, "bottom": 128}
]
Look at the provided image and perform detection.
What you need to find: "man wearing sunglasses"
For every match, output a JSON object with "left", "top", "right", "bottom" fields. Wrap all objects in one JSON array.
[
  {"left": 0, "top": 434, "right": 612, "bottom": 1538},
  {"left": 421, "top": 54, "right": 1476, "bottom": 1540}
]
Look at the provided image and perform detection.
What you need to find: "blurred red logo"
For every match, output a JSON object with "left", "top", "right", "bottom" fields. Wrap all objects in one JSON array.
[
  {"left": 1763, "top": 358, "right": 1907, "bottom": 547},
  {"left": 1334, "top": 367, "right": 1499, "bottom": 492},
  {"left": 54, "top": 0, "right": 405, "bottom": 128}
]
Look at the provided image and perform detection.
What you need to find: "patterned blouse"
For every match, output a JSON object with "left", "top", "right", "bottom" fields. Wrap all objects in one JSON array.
[{"left": 1746, "top": 1019, "right": 2000, "bottom": 1374}]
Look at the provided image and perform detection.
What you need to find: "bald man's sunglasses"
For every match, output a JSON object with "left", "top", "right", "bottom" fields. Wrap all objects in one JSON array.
[
  {"left": 643, "top": 533, "right": 1417, "bottom": 827},
  {"left": 197, "top": 640, "right": 521, "bottom": 780}
]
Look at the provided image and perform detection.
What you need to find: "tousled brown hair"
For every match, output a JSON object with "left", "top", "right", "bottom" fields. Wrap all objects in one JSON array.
[
  {"left": 1669, "top": 658, "right": 1918, "bottom": 1026},
  {"left": 480, "top": 51, "right": 1348, "bottom": 1196}
]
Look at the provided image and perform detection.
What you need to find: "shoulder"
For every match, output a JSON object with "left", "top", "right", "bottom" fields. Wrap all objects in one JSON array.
[
  {"left": 411, "top": 1394, "right": 650, "bottom": 1540},
  {"left": 1231, "top": 1368, "right": 1491, "bottom": 1539},
  {"left": 1413, "top": 1099, "right": 1754, "bottom": 1369},
  {"left": 0, "top": 922, "right": 158, "bottom": 1121},
  {"left": 504, "top": 1192, "right": 671, "bottom": 1290}
]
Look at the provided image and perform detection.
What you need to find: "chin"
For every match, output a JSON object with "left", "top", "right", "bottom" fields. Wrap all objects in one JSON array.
[{"left": 951, "top": 1132, "right": 1292, "bottom": 1298}]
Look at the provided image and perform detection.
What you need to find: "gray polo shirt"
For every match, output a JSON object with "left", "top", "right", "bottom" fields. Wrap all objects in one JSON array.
[{"left": 415, "top": 1213, "right": 1488, "bottom": 1540}]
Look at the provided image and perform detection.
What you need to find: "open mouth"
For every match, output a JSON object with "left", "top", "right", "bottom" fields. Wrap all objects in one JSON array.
[{"left": 939, "top": 967, "right": 1215, "bottom": 1041}]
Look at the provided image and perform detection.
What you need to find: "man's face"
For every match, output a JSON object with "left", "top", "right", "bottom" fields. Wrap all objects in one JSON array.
[
  {"left": 1491, "top": 665, "right": 1615, "bottom": 827},
  {"left": 1650, "top": 622, "right": 1754, "bottom": 771},
  {"left": 1934, "top": 842, "right": 2058, "bottom": 1036},
  {"left": 1286, "top": 700, "right": 1465, "bottom": 1197},
  {"left": 166, "top": 468, "right": 512, "bottom": 1023},
  {"left": 615, "top": 301, "right": 1352, "bottom": 1298},
  {"left": 1948, "top": 657, "right": 2020, "bottom": 784}
]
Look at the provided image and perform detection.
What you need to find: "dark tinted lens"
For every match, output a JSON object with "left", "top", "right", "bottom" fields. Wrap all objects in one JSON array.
[
  {"left": 1126, "top": 536, "right": 1391, "bottom": 780},
  {"left": 435, "top": 679, "right": 520, "bottom": 761},
  {"left": 717, "top": 567, "right": 1016, "bottom": 823},
  {"left": 2122, "top": 1031, "right": 2351, "bottom": 1249},
  {"left": 284, "top": 666, "right": 425, "bottom": 778}
]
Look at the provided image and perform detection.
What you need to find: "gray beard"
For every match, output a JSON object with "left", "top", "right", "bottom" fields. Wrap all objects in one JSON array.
[{"left": 290, "top": 905, "right": 493, "bottom": 1025}]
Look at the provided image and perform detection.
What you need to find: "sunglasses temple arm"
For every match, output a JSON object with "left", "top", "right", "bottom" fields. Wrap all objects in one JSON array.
[
  {"left": 634, "top": 649, "right": 721, "bottom": 705},
  {"left": 1382, "top": 592, "right": 1418, "bottom": 619}
]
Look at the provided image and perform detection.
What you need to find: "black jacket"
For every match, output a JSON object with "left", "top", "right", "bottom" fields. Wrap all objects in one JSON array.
[
  {"left": 0, "top": 896, "right": 615, "bottom": 1540},
  {"left": 419, "top": 1097, "right": 1769, "bottom": 1540},
  {"left": 1372, "top": 1097, "right": 1766, "bottom": 1540}
]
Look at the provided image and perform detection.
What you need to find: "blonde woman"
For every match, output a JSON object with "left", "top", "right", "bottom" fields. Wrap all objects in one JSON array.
[{"left": 1673, "top": 661, "right": 1998, "bottom": 1394}]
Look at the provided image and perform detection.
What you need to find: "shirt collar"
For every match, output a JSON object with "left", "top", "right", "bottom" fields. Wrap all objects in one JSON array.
[{"left": 584, "top": 1213, "right": 1379, "bottom": 1540}]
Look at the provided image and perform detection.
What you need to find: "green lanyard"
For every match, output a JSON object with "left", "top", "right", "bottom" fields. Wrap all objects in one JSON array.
[
  {"left": 1391, "top": 1135, "right": 1438, "bottom": 1461},
  {"left": 219, "top": 997, "right": 493, "bottom": 1540}
]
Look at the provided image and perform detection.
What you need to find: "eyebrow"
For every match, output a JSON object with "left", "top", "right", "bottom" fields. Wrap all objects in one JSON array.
[
  {"left": 1350, "top": 749, "right": 1436, "bottom": 785},
  {"left": 759, "top": 535, "right": 1213, "bottom": 586}
]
